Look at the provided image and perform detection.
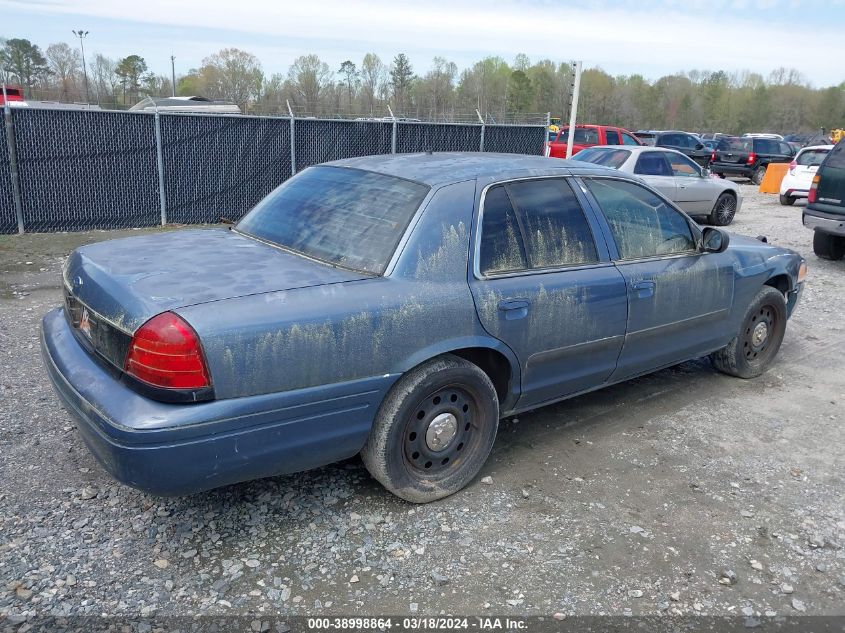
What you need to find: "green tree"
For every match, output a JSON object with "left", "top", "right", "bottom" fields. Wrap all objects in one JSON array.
[
  {"left": 360, "top": 53, "right": 385, "bottom": 115},
  {"left": 390, "top": 53, "right": 414, "bottom": 113},
  {"left": 287, "top": 54, "right": 332, "bottom": 114},
  {"left": 507, "top": 69, "right": 532, "bottom": 114},
  {"left": 338, "top": 60, "right": 358, "bottom": 111},
  {"left": 198, "top": 48, "right": 264, "bottom": 110},
  {"left": 115, "top": 54, "right": 148, "bottom": 104},
  {"left": 0, "top": 38, "right": 51, "bottom": 93}
]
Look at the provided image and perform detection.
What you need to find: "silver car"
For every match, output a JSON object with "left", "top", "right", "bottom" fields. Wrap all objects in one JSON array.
[{"left": 573, "top": 146, "right": 742, "bottom": 226}]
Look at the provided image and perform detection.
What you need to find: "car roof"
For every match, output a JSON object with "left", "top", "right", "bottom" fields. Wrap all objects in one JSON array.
[
  {"left": 324, "top": 152, "right": 625, "bottom": 186},
  {"left": 581, "top": 145, "right": 688, "bottom": 158},
  {"left": 798, "top": 144, "right": 834, "bottom": 151}
]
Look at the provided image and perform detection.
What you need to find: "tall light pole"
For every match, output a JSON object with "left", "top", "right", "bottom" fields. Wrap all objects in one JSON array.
[
  {"left": 72, "top": 30, "right": 90, "bottom": 104},
  {"left": 170, "top": 55, "right": 176, "bottom": 97}
]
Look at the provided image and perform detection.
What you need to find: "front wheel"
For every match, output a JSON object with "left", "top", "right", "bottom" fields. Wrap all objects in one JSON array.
[
  {"left": 361, "top": 354, "right": 499, "bottom": 503},
  {"left": 813, "top": 231, "right": 845, "bottom": 260},
  {"left": 779, "top": 194, "right": 795, "bottom": 206},
  {"left": 751, "top": 165, "right": 767, "bottom": 185},
  {"left": 710, "top": 286, "right": 787, "bottom": 379},
  {"left": 709, "top": 192, "right": 737, "bottom": 226}
]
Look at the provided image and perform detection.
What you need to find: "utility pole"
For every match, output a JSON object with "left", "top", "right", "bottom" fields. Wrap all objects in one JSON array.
[
  {"left": 170, "top": 55, "right": 176, "bottom": 97},
  {"left": 566, "top": 60, "right": 582, "bottom": 160},
  {"left": 72, "top": 30, "right": 90, "bottom": 104}
]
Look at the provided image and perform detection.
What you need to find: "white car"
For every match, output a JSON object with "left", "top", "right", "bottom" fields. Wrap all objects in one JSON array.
[
  {"left": 779, "top": 145, "right": 834, "bottom": 205},
  {"left": 572, "top": 145, "right": 743, "bottom": 225},
  {"left": 743, "top": 133, "right": 784, "bottom": 141}
]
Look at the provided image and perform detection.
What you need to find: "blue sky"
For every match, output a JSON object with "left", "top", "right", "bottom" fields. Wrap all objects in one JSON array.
[{"left": 2, "top": 0, "right": 844, "bottom": 86}]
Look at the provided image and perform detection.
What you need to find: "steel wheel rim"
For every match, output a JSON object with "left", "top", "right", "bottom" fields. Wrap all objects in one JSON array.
[
  {"left": 403, "top": 385, "right": 480, "bottom": 478},
  {"left": 743, "top": 304, "right": 778, "bottom": 363},
  {"left": 716, "top": 196, "right": 736, "bottom": 223}
]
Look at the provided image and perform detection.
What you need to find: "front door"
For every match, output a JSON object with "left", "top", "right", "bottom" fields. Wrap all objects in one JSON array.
[
  {"left": 632, "top": 151, "right": 677, "bottom": 200},
  {"left": 580, "top": 177, "right": 735, "bottom": 381},
  {"left": 469, "top": 177, "right": 628, "bottom": 408}
]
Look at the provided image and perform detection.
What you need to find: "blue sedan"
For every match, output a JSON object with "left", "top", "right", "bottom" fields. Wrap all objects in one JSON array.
[{"left": 42, "top": 153, "right": 806, "bottom": 502}]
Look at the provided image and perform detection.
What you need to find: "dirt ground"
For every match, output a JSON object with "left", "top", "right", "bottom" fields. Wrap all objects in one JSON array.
[{"left": 0, "top": 184, "right": 843, "bottom": 625}]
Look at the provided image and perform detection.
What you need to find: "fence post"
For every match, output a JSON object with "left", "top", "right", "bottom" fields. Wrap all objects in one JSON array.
[
  {"left": 287, "top": 100, "right": 296, "bottom": 175},
  {"left": 387, "top": 105, "right": 397, "bottom": 153},
  {"left": 476, "top": 109, "right": 485, "bottom": 152},
  {"left": 3, "top": 85, "right": 25, "bottom": 234},
  {"left": 153, "top": 109, "right": 167, "bottom": 226}
]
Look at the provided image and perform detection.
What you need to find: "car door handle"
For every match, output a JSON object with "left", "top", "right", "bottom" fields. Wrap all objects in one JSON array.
[
  {"left": 498, "top": 298, "right": 530, "bottom": 320},
  {"left": 632, "top": 280, "right": 656, "bottom": 299}
]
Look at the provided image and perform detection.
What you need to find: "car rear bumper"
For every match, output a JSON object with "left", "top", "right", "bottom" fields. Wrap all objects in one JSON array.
[
  {"left": 41, "top": 308, "right": 396, "bottom": 496},
  {"left": 710, "top": 162, "right": 752, "bottom": 177},
  {"left": 803, "top": 211, "right": 845, "bottom": 237}
]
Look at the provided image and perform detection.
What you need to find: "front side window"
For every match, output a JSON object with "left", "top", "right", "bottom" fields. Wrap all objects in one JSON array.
[
  {"left": 237, "top": 166, "right": 429, "bottom": 274},
  {"left": 584, "top": 178, "right": 696, "bottom": 260},
  {"left": 663, "top": 151, "right": 701, "bottom": 178}
]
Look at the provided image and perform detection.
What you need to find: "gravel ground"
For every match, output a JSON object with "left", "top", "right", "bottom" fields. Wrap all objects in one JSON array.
[{"left": 0, "top": 185, "right": 843, "bottom": 624}]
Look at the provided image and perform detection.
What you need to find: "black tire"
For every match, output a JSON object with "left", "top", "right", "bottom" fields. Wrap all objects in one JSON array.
[
  {"left": 361, "top": 354, "right": 499, "bottom": 503},
  {"left": 751, "top": 165, "right": 767, "bottom": 185},
  {"left": 779, "top": 194, "right": 795, "bottom": 206},
  {"left": 812, "top": 231, "right": 845, "bottom": 261},
  {"left": 711, "top": 286, "right": 787, "bottom": 379},
  {"left": 709, "top": 192, "right": 737, "bottom": 226}
]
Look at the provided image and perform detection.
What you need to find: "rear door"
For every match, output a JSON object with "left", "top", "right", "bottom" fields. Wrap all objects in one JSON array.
[
  {"left": 580, "top": 177, "right": 735, "bottom": 380},
  {"left": 663, "top": 151, "right": 712, "bottom": 214},
  {"left": 632, "top": 151, "right": 677, "bottom": 199},
  {"left": 469, "top": 177, "right": 627, "bottom": 408},
  {"left": 604, "top": 128, "right": 622, "bottom": 145},
  {"left": 814, "top": 140, "right": 845, "bottom": 214}
]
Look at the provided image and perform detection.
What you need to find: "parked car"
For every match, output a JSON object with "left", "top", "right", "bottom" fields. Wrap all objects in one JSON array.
[
  {"left": 0, "top": 84, "right": 28, "bottom": 107},
  {"left": 743, "top": 133, "right": 784, "bottom": 141},
  {"left": 573, "top": 146, "right": 742, "bottom": 225},
  {"left": 634, "top": 130, "right": 662, "bottom": 146},
  {"left": 701, "top": 139, "right": 720, "bottom": 151},
  {"left": 779, "top": 145, "right": 833, "bottom": 205},
  {"left": 42, "top": 153, "right": 805, "bottom": 502},
  {"left": 804, "top": 138, "right": 845, "bottom": 259},
  {"left": 649, "top": 131, "right": 713, "bottom": 167},
  {"left": 711, "top": 136, "right": 796, "bottom": 184},
  {"left": 547, "top": 124, "right": 642, "bottom": 157}
]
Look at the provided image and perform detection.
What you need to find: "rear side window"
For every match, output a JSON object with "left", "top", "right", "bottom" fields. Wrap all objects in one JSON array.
[
  {"left": 634, "top": 152, "right": 672, "bottom": 176},
  {"left": 605, "top": 129, "right": 621, "bottom": 145},
  {"left": 479, "top": 179, "right": 599, "bottom": 274},
  {"left": 797, "top": 149, "right": 830, "bottom": 166},
  {"left": 573, "top": 147, "right": 631, "bottom": 169},
  {"left": 755, "top": 139, "right": 780, "bottom": 154},
  {"left": 507, "top": 179, "right": 599, "bottom": 269},
  {"left": 584, "top": 178, "right": 696, "bottom": 259},
  {"left": 824, "top": 141, "right": 845, "bottom": 168}
]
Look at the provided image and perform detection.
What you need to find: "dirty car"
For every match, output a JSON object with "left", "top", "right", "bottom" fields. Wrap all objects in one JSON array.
[{"left": 41, "top": 153, "right": 807, "bottom": 502}]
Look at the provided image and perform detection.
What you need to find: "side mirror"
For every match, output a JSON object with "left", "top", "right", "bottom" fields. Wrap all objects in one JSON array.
[
  {"left": 701, "top": 167, "right": 711, "bottom": 178},
  {"left": 695, "top": 143, "right": 704, "bottom": 150},
  {"left": 702, "top": 227, "right": 730, "bottom": 253}
]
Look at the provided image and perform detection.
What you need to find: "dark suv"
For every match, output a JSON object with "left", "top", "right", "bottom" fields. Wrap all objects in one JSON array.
[
  {"left": 651, "top": 131, "right": 712, "bottom": 167},
  {"left": 711, "top": 137, "right": 795, "bottom": 184},
  {"left": 804, "top": 138, "right": 845, "bottom": 260}
]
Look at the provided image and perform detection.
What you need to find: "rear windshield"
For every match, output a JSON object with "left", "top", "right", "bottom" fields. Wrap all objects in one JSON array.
[
  {"left": 797, "top": 148, "right": 829, "bottom": 167},
  {"left": 558, "top": 128, "right": 600, "bottom": 145},
  {"left": 717, "top": 137, "right": 751, "bottom": 151},
  {"left": 573, "top": 147, "right": 631, "bottom": 169},
  {"left": 236, "top": 166, "right": 429, "bottom": 274}
]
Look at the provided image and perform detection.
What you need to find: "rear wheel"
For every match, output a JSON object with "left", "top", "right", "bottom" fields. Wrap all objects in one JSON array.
[
  {"left": 779, "top": 194, "right": 795, "bottom": 206},
  {"left": 751, "top": 165, "right": 767, "bottom": 185},
  {"left": 813, "top": 231, "right": 845, "bottom": 260},
  {"left": 711, "top": 286, "right": 787, "bottom": 379},
  {"left": 361, "top": 354, "right": 499, "bottom": 503},
  {"left": 709, "top": 192, "right": 737, "bottom": 226}
]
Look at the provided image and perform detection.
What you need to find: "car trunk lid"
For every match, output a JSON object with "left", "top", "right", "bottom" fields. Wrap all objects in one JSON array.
[{"left": 63, "top": 228, "right": 369, "bottom": 369}]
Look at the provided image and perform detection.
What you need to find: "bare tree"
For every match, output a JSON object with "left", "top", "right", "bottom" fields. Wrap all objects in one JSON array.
[
  {"left": 360, "top": 53, "right": 385, "bottom": 115},
  {"left": 287, "top": 54, "right": 332, "bottom": 115},
  {"left": 45, "top": 42, "right": 81, "bottom": 100},
  {"left": 199, "top": 48, "right": 264, "bottom": 110}
]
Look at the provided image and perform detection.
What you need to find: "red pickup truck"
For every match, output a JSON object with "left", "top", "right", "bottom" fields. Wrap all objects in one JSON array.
[{"left": 547, "top": 124, "right": 643, "bottom": 158}]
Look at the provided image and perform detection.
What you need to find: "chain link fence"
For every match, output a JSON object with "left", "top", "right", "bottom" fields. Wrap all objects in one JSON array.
[{"left": 0, "top": 107, "right": 545, "bottom": 234}]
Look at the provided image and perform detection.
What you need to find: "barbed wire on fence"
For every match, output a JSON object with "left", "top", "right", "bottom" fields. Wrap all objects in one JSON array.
[{"left": 0, "top": 106, "right": 546, "bottom": 234}]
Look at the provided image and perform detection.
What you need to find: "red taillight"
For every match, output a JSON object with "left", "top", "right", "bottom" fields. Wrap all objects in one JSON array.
[
  {"left": 747, "top": 152, "right": 756, "bottom": 165},
  {"left": 124, "top": 312, "right": 210, "bottom": 390},
  {"left": 710, "top": 151, "right": 716, "bottom": 163},
  {"left": 808, "top": 174, "right": 820, "bottom": 203},
  {"left": 788, "top": 160, "right": 797, "bottom": 174}
]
